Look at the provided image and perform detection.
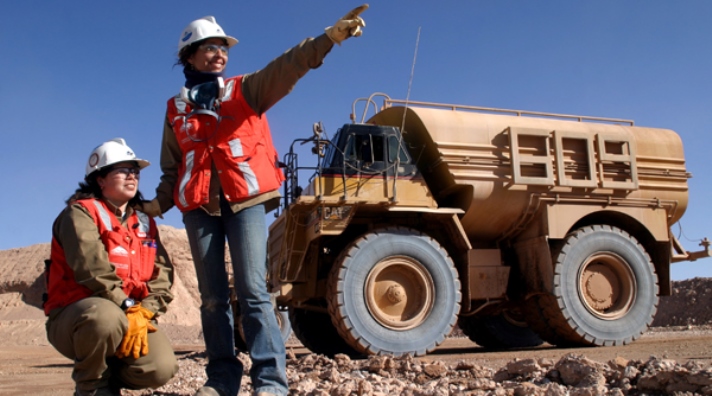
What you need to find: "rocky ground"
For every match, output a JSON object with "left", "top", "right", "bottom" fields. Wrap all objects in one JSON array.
[
  {"left": 3, "top": 225, "right": 712, "bottom": 395},
  {"left": 119, "top": 338, "right": 712, "bottom": 396}
]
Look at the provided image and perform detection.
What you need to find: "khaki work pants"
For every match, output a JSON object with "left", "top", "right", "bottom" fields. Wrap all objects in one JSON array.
[{"left": 46, "top": 297, "right": 178, "bottom": 392}]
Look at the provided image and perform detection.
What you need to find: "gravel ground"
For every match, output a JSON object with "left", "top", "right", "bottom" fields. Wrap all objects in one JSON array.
[{"left": 121, "top": 331, "right": 712, "bottom": 396}]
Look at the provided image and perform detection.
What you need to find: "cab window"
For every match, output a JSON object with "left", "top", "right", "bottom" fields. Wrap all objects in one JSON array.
[{"left": 388, "top": 135, "right": 410, "bottom": 163}]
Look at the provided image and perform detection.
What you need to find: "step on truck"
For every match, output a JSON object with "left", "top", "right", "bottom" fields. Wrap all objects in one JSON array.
[{"left": 267, "top": 93, "right": 710, "bottom": 357}]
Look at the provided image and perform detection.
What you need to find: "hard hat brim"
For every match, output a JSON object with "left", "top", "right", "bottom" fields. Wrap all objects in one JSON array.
[
  {"left": 136, "top": 159, "right": 151, "bottom": 169},
  {"left": 225, "top": 36, "right": 238, "bottom": 47},
  {"left": 208, "top": 35, "right": 238, "bottom": 47}
]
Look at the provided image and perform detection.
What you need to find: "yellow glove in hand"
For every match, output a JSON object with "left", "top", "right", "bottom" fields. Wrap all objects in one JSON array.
[
  {"left": 325, "top": 4, "right": 369, "bottom": 45},
  {"left": 116, "top": 303, "right": 156, "bottom": 359}
]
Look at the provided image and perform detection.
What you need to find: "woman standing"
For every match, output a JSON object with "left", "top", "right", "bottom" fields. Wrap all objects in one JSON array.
[
  {"left": 141, "top": 6, "right": 368, "bottom": 396},
  {"left": 45, "top": 138, "right": 177, "bottom": 396}
]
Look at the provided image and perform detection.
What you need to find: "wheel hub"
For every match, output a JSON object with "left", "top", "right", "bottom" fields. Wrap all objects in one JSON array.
[
  {"left": 578, "top": 253, "right": 636, "bottom": 320},
  {"left": 386, "top": 285, "right": 406, "bottom": 304},
  {"left": 365, "top": 256, "right": 435, "bottom": 330},
  {"left": 584, "top": 269, "right": 615, "bottom": 310}
]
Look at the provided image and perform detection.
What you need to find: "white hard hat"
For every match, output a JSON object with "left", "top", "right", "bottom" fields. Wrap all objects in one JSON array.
[
  {"left": 85, "top": 138, "right": 150, "bottom": 178},
  {"left": 178, "top": 16, "right": 238, "bottom": 52}
]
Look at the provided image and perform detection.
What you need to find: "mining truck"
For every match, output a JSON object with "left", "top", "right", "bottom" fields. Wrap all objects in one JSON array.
[{"left": 267, "top": 93, "right": 710, "bottom": 357}]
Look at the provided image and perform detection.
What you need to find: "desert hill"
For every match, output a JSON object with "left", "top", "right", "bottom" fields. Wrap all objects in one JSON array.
[{"left": 0, "top": 225, "right": 710, "bottom": 346}]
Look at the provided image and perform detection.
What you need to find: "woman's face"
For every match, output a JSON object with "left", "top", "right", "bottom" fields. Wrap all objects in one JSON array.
[
  {"left": 97, "top": 161, "right": 140, "bottom": 206},
  {"left": 188, "top": 38, "right": 229, "bottom": 73}
]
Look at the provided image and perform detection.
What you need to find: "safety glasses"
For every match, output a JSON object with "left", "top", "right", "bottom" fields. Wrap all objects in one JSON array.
[
  {"left": 199, "top": 43, "right": 229, "bottom": 55},
  {"left": 110, "top": 167, "right": 141, "bottom": 179}
]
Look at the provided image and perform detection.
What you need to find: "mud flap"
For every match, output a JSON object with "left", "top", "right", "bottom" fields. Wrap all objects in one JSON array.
[{"left": 513, "top": 236, "right": 553, "bottom": 295}]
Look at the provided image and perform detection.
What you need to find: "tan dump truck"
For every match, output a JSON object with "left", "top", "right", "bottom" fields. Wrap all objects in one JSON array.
[{"left": 267, "top": 93, "right": 710, "bottom": 357}]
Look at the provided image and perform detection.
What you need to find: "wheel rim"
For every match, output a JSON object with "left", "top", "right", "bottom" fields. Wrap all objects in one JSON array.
[
  {"left": 578, "top": 252, "right": 637, "bottom": 320},
  {"left": 364, "top": 256, "right": 435, "bottom": 330}
]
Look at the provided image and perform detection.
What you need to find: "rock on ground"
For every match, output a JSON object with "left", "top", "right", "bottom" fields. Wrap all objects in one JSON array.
[{"left": 121, "top": 351, "right": 712, "bottom": 396}]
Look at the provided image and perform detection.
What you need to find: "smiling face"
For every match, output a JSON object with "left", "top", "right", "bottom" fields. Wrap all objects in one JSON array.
[
  {"left": 96, "top": 161, "right": 140, "bottom": 207},
  {"left": 188, "top": 38, "right": 229, "bottom": 73}
]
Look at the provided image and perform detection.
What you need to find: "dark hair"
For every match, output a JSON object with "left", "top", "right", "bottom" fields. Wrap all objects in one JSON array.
[
  {"left": 65, "top": 166, "right": 144, "bottom": 206},
  {"left": 176, "top": 42, "right": 200, "bottom": 68},
  {"left": 175, "top": 37, "right": 229, "bottom": 68}
]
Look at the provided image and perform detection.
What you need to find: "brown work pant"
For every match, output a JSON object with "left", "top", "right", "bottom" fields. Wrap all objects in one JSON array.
[{"left": 46, "top": 297, "right": 178, "bottom": 392}]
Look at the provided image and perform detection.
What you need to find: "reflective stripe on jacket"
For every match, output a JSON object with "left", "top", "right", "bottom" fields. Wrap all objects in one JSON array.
[
  {"left": 166, "top": 76, "right": 285, "bottom": 212},
  {"left": 44, "top": 199, "right": 158, "bottom": 315}
]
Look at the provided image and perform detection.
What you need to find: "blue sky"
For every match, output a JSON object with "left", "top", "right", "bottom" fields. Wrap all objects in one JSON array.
[{"left": 2, "top": 1, "right": 711, "bottom": 280}]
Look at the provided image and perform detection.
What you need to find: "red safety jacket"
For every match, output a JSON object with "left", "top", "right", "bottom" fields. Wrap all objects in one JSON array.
[
  {"left": 44, "top": 199, "right": 158, "bottom": 315},
  {"left": 167, "top": 76, "right": 285, "bottom": 212}
]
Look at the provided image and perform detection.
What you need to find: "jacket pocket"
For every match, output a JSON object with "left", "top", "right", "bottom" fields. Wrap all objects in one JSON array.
[{"left": 139, "top": 240, "right": 157, "bottom": 281}]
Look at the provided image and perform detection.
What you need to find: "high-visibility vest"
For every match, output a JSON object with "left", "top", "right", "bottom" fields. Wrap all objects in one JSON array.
[
  {"left": 43, "top": 199, "right": 158, "bottom": 315},
  {"left": 166, "top": 76, "right": 285, "bottom": 212}
]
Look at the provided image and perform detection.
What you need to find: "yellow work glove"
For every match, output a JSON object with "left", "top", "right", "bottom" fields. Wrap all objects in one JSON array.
[
  {"left": 116, "top": 303, "right": 157, "bottom": 359},
  {"left": 325, "top": 4, "right": 369, "bottom": 45},
  {"left": 137, "top": 198, "right": 163, "bottom": 219}
]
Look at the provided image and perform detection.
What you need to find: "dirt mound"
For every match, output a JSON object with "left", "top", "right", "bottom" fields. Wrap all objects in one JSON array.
[
  {"left": 653, "top": 277, "right": 712, "bottom": 327},
  {"left": 1, "top": 224, "right": 711, "bottom": 346}
]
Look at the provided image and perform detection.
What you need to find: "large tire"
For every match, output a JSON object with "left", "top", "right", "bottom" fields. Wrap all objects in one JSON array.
[
  {"left": 459, "top": 309, "right": 544, "bottom": 349},
  {"left": 289, "top": 306, "right": 362, "bottom": 358},
  {"left": 327, "top": 227, "right": 461, "bottom": 357},
  {"left": 524, "top": 225, "right": 659, "bottom": 347}
]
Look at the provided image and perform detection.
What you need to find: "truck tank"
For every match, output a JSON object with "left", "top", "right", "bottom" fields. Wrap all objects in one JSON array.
[{"left": 368, "top": 104, "right": 689, "bottom": 243}]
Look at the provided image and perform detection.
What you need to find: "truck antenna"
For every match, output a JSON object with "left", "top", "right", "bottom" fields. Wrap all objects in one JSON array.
[
  {"left": 392, "top": 26, "right": 421, "bottom": 203},
  {"left": 401, "top": 26, "right": 421, "bottom": 132}
]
